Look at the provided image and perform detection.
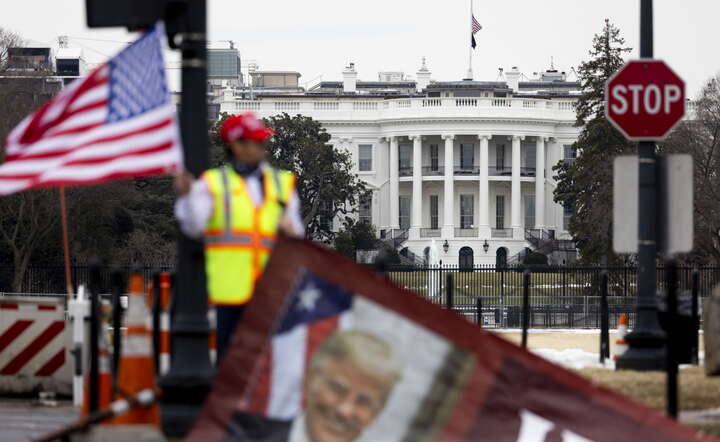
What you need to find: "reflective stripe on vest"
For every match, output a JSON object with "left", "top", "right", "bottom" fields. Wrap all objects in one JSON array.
[{"left": 202, "top": 165, "right": 294, "bottom": 305}]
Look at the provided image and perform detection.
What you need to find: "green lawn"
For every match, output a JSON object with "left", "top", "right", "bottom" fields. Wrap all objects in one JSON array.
[{"left": 387, "top": 270, "right": 637, "bottom": 306}]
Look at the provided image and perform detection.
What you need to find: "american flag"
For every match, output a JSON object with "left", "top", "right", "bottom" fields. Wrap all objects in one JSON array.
[
  {"left": 242, "top": 272, "right": 355, "bottom": 419},
  {"left": 471, "top": 14, "right": 482, "bottom": 49},
  {"left": 472, "top": 14, "right": 483, "bottom": 34},
  {"left": 0, "top": 23, "right": 181, "bottom": 195}
]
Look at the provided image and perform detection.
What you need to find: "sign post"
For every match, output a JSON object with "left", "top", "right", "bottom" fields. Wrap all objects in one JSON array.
[{"left": 606, "top": 0, "right": 686, "bottom": 371}]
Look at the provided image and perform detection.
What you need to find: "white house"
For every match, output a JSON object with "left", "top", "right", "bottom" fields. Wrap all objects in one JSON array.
[{"left": 219, "top": 61, "right": 582, "bottom": 266}]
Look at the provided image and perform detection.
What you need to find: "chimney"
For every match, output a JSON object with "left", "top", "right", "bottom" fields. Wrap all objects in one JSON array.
[
  {"left": 506, "top": 66, "right": 521, "bottom": 92},
  {"left": 416, "top": 57, "right": 431, "bottom": 92},
  {"left": 343, "top": 62, "right": 357, "bottom": 93}
]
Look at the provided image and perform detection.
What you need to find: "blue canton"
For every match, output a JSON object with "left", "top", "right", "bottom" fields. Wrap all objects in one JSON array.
[
  {"left": 107, "top": 26, "right": 168, "bottom": 123},
  {"left": 275, "top": 272, "right": 353, "bottom": 335}
]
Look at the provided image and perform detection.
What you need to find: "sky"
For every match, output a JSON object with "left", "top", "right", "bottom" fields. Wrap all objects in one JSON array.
[{"left": 3, "top": 0, "right": 719, "bottom": 96}]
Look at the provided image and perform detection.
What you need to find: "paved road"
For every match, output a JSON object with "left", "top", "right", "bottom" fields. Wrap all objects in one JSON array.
[{"left": 0, "top": 398, "right": 77, "bottom": 442}]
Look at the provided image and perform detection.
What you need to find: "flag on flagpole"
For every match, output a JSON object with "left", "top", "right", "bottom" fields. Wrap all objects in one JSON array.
[
  {"left": 471, "top": 14, "right": 482, "bottom": 49},
  {"left": 0, "top": 23, "right": 182, "bottom": 196}
]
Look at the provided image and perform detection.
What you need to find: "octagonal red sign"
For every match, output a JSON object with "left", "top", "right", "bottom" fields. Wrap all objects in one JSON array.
[{"left": 605, "top": 60, "right": 686, "bottom": 140}]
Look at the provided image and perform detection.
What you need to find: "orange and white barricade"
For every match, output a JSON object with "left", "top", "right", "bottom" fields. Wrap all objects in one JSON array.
[
  {"left": 0, "top": 294, "right": 71, "bottom": 396},
  {"left": 614, "top": 313, "right": 630, "bottom": 360}
]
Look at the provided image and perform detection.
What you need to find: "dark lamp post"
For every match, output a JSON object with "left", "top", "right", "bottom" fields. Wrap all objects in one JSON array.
[{"left": 443, "top": 240, "right": 450, "bottom": 254}]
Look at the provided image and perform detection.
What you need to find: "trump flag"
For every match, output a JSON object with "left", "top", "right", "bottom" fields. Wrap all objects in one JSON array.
[
  {"left": 0, "top": 23, "right": 181, "bottom": 195},
  {"left": 188, "top": 237, "right": 715, "bottom": 442}
]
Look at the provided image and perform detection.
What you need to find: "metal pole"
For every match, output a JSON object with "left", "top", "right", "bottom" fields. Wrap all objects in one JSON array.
[
  {"left": 152, "top": 273, "right": 161, "bottom": 376},
  {"left": 691, "top": 269, "right": 700, "bottom": 365},
  {"left": 600, "top": 271, "right": 610, "bottom": 363},
  {"left": 665, "top": 259, "right": 678, "bottom": 419},
  {"left": 446, "top": 273, "right": 454, "bottom": 311},
  {"left": 88, "top": 262, "right": 102, "bottom": 414},
  {"left": 467, "top": 0, "right": 473, "bottom": 80},
  {"left": 617, "top": 0, "right": 666, "bottom": 371},
  {"left": 476, "top": 296, "right": 482, "bottom": 327},
  {"left": 110, "top": 271, "right": 123, "bottom": 394},
  {"left": 160, "top": 0, "right": 214, "bottom": 437},
  {"left": 521, "top": 270, "right": 530, "bottom": 349}
]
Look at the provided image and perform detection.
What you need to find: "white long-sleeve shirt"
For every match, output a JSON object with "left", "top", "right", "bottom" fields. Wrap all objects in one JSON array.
[{"left": 174, "top": 163, "right": 305, "bottom": 239}]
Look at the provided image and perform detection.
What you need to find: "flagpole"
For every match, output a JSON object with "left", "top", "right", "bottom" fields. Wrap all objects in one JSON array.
[
  {"left": 59, "top": 186, "right": 73, "bottom": 297},
  {"left": 467, "top": 0, "right": 473, "bottom": 80}
]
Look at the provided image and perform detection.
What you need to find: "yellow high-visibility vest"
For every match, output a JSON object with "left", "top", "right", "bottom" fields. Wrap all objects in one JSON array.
[{"left": 202, "top": 165, "right": 296, "bottom": 305}]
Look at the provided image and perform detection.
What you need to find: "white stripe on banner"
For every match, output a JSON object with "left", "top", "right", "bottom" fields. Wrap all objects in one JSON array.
[
  {"left": 38, "top": 149, "right": 179, "bottom": 182},
  {"left": 267, "top": 325, "right": 307, "bottom": 419},
  {"left": 338, "top": 310, "right": 354, "bottom": 330}
]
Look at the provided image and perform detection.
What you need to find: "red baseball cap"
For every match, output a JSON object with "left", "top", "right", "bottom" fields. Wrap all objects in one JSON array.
[{"left": 220, "top": 113, "right": 274, "bottom": 143}]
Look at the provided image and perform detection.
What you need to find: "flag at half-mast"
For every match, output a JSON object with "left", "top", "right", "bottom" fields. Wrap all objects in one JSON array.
[
  {"left": 471, "top": 14, "right": 482, "bottom": 49},
  {"left": 0, "top": 23, "right": 182, "bottom": 196}
]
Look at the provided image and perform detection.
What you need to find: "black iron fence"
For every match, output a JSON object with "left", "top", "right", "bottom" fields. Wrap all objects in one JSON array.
[
  {"left": 381, "top": 265, "right": 720, "bottom": 329},
  {"left": 4, "top": 264, "right": 719, "bottom": 329}
]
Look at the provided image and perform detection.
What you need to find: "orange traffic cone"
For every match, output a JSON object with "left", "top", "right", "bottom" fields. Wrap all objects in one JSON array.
[
  {"left": 108, "top": 271, "right": 160, "bottom": 426},
  {"left": 81, "top": 322, "right": 113, "bottom": 417},
  {"left": 614, "top": 314, "right": 629, "bottom": 360}
]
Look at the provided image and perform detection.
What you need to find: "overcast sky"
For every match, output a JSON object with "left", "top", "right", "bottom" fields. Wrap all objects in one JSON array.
[{"left": 4, "top": 0, "right": 719, "bottom": 96}]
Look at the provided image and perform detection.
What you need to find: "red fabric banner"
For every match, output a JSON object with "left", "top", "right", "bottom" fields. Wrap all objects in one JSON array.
[{"left": 188, "top": 237, "right": 714, "bottom": 442}]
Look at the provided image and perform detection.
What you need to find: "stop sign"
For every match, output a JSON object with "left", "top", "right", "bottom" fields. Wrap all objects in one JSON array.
[{"left": 605, "top": 60, "right": 685, "bottom": 140}]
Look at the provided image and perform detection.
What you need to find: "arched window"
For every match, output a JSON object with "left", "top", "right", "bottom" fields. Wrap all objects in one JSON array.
[
  {"left": 496, "top": 247, "right": 508, "bottom": 269},
  {"left": 459, "top": 247, "right": 474, "bottom": 271}
]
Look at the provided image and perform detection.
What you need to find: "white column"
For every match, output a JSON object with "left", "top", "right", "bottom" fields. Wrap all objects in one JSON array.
[
  {"left": 478, "top": 135, "right": 490, "bottom": 238},
  {"left": 442, "top": 134, "right": 455, "bottom": 238},
  {"left": 410, "top": 135, "right": 422, "bottom": 239},
  {"left": 511, "top": 135, "right": 523, "bottom": 239},
  {"left": 535, "top": 136, "right": 546, "bottom": 230},
  {"left": 389, "top": 137, "right": 399, "bottom": 230}
]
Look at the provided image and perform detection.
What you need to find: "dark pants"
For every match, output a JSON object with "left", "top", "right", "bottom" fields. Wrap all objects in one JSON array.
[{"left": 216, "top": 305, "right": 246, "bottom": 363}]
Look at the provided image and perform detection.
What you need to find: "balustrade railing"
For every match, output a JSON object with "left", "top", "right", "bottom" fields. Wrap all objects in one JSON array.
[
  {"left": 455, "top": 228, "right": 478, "bottom": 237},
  {"left": 492, "top": 228, "right": 513, "bottom": 238},
  {"left": 422, "top": 166, "right": 444, "bottom": 176}
]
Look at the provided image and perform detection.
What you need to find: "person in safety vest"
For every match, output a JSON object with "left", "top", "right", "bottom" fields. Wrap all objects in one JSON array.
[{"left": 174, "top": 113, "right": 304, "bottom": 361}]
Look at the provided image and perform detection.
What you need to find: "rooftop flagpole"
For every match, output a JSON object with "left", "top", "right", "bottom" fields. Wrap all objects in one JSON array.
[{"left": 466, "top": 0, "right": 473, "bottom": 80}]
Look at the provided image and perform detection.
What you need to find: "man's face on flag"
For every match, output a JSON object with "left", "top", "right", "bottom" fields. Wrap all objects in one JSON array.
[
  {"left": 304, "top": 331, "right": 399, "bottom": 442},
  {"left": 305, "top": 357, "right": 393, "bottom": 442}
]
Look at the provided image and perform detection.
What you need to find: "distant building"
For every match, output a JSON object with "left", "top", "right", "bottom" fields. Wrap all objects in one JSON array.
[
  {"left": 55, "top": 48, "right": 87, "bottom": 85},
  {"left": 220, "top": 60, "right": 586, "bottom": 266},
  {"left": 250, "top": 71, "right": 301, "bottom": 89},
  {"left": 6, "top": 47, "right": 53, "bottom": 72}
]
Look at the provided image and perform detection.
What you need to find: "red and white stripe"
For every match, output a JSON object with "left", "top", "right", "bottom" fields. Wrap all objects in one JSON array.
[
  {"left": 0, "top": 300, "right": 69, "bottom": 383},
  {"left": 241, "top": 311, "right": 354, "bottom": 419},
  {"left": 0, "top": 65, "right": 181, "bottom": 195}
]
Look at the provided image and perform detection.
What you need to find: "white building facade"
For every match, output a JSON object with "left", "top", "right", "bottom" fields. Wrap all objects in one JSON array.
[{"left": 220, "top": 63, "right": 582, "bottom": 266}]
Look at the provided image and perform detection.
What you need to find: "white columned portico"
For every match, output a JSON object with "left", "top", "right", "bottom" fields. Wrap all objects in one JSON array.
[
  {"left": 535, "top": 136, "right": 547, "bottom": 230},
  {"left": 410, "top": 135, "right": 422, "bottom": 239},
  {"left": 511, "top": 135, "right": 523, "bottom": 239},
  {"left": 389, "top": 137, "right": 399, "bottom": 230},
  {"left": 478, "top": 134, "right": 491, "bottom": 238},
  {"left": 442, "top": 134, "right": 455, "bottom": 238}
]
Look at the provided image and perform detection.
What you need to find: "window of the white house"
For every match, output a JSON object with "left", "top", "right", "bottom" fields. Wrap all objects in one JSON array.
[
  {"left": 430, "top": 144, "right": 439, "bottom": 171},
  {"left": 359, "top": 193, "right": 372, "bottom": 224},
  {"left": 496, "top": 145, "right": 505, "bottom": 171},
  {"left": 430, "top": 195, "right": 439, "bottom": 229},
  {"left": 564, "top": 145, "right": 576, "bottom": 159},
  {"left": 496, "top": 195, "right": 505, "bottom": 229},
  {"left": 460, "top": 144, "right": 475, "bottom": 170},
  {"left": 358, "top": 144, "right": 372, "bottom": 172},
  {"left": 524, "top": 195, "right": 535, "bottom": 228},
  {"left": 460, "top": 194, "right": 474, "bottom": 229},
  {"left": 563, "top": 203, "right": 573, "bottom": 230},
  {"left": 399, "top": 144, "right": 412, "bottom": 174},
  {"left": 399, "top": 196, "right": 411, "bottom": 229}
]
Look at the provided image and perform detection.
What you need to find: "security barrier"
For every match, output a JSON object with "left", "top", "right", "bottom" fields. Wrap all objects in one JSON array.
[{"left": 0, "top": 294, "right": 71, "bottom": 395}]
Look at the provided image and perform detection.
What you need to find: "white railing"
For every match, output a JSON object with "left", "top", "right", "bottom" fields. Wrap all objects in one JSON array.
[
  {"left": 275, "top": 101, "right": 300, "bottom": 111},
  {"left": 225, "top": 97, "right": 579, "bottom": 121},
  {"left": 422, "top": 98, "right": 442, "bottom": 107},
  {"left": 236, "top": 101, "right": 260, "bottom": 111},
  {"left": 353, "top": 101, "right": 378, "bottom": 111},
  {"left": 456, "top": 98, "right": 477, "bottom": 107},
  {"left": 492, "top": 98, "right": 512, "bottom": 107},
  {"left": 314, "top": 101, "right": 339, "bottom": 111}
]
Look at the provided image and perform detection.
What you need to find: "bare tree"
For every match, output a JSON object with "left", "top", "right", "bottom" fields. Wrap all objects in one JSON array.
[
  {"left": 664, "top": 75, "right": 720, "bottom": 264},
  {"left": 0, "top": 27, "right": 24, "bottom": 72}
]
